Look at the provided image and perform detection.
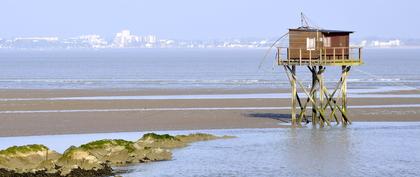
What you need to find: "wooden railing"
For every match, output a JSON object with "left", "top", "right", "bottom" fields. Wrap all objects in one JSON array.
[{"left": 276, "top": 47, "right": 363, "bottom": 66}]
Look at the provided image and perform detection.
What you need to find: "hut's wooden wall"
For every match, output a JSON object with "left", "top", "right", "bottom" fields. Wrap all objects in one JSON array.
[
  {"left": 288, "top": 29, "right": 350, "bottom": 60},
  {"left": 323, "top": 33, "right": 350, "bottom": 58},
  {"left": 289, "top": 30, "right": 321, "bottom": 59}
]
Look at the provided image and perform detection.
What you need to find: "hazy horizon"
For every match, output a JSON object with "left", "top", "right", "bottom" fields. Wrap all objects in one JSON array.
[{"left": 1, "top": 0, "right": 418, "bottom": 40}]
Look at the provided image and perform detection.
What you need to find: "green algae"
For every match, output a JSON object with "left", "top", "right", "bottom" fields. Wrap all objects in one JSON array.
[
  {"left": 60, "top": 146, "right": 78, "bottom": 159},
  {"left": 141, "top": 133, "right": 178, "bottom": 141},
  {"left": 80, "top": 139, "right": 135, "bottom": 152},
  {"left": 175, "top": 133, "right": 213, "bottom": 139},
  {"left": 0, "top": 144, "right": 48, "bottom": 156}
]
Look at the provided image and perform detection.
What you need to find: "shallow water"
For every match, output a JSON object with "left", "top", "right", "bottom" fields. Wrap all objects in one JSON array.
[
  {"left": 1, "top": 122, "right": 419, "bottom": 177},
  {"left": 118, "top": 123, "right": 420, "bottom": 177}
]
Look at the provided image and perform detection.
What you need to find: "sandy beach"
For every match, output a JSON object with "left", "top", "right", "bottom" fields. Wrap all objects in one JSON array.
[{"left": 0, "top": 88, "right": 419, "bottom": 137}]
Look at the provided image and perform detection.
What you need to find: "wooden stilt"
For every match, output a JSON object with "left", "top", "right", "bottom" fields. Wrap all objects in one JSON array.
[
  {"left": 341, "top": 66, "right": 351, "bottom": 125},
  {"left": 295, "top": 93, "right": 307, "bottom": 123},
  {"left": 286, "top": 66, "right": 327, "bottom": 125},
  {"left": 296, "top": 66, "right": 317, "bottom": 125},
  {"left": 320, "top": 85, "right": 341, "bottom": 124},
  {"left": 311, "top": 66, "right": 318, "bottom": 126},
  {"left": 308, "top": 66, "right": 340, "bottom": 125},
  {"left": 318, "top": 66, "right": 325, "bottom": 126},
  {"left": 291, "top": 66, "right": 297, "bottom": 126},
  {"left": 283, "top": 64, "right": 352, "bottom": 127}
]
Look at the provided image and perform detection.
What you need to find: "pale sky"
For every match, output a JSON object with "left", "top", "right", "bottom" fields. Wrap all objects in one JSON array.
[{"left": 0, "top": 0, "right": 418, "bottom": 39}]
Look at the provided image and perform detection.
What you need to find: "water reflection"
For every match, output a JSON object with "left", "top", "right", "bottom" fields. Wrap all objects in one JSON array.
[{"left": 281, "top": 127, "right": 351, "bottom": 176}]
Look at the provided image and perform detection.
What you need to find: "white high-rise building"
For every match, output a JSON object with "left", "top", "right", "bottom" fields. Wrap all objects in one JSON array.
[{"left": 113, "top": 30, "right": 140, "bottom": 48}]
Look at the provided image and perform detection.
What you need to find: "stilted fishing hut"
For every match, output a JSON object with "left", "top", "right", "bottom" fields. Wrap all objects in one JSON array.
[{"left": 276, "top": 15, "right": 363, "bottom": 127}]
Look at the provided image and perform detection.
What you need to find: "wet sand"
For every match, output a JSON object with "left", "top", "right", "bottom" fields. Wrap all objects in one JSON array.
[{"left": 0, "top": 88, "right": 419, "bottom": 137}]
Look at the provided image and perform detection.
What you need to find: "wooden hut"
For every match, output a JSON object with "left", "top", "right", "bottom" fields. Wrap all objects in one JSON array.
[
  {"left": 278, "top": 27, "right": 361, "bottom": 65},
  {"left": 276, "top": 22, "right": 363, "bottom": 127}
]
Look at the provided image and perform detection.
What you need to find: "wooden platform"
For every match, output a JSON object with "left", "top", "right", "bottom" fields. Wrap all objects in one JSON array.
[
  {"left": 279, "top": 60, "right": 362, "bottom": 66},
  {"left": 277, "top": 47, "right": 363, "bottom": 66}
]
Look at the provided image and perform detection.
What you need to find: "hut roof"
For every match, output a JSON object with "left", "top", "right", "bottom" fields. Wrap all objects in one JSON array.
[{"left": 289, "top": 27, "right": 353, "bottom": 34}]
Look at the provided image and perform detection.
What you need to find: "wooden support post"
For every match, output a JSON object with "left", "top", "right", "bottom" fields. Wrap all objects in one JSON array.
[
  {"left": 299, "top": 49, "right": 302, "bottom": 65},
  {"left": 297, "top": 67, "right": 316, "bottom": 125},
  {"left": 320, "top": 70, "right": 349, "bottom": 125},
  {"left": 324, "top": 48, "right": 327, "bottom": 65},
  {"left": 318, "top": 49, "right": 322, "bottom": 64},
  {"left": 309, "top": 50, "right": 312, "bottom": 66},
  {"left": 318, "top": 66, "right": 325, "bottom": 126},
  {"left": 282, "top": 62, "right": 354, "bottom": 127},
  {"left": 341, "top": 66, "right": 350, "bottom": 125},
  {"left": 311, "top": 66, "right": 318, "bottom": 126},
  {"left": 295, "top": 93, "right": 307, "bottom": 124},
  {"left": 291, "top": 66, "right": 297, "bottom": 126},
  {"left": 286, "top": 66, "right": 327, "bottom": 125},
  {"left": 320, "top": 84, "right": 341, "bottom": 124}
]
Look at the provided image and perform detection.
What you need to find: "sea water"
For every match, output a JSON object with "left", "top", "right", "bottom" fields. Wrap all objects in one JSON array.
[
  {"left": 0, "top": 122, "right": 419, "bottom": 177},
  {"left": 0, "top": 48, "right": 419, "bottom": 89},
  {"left": 0, "top": 49, "right": 419, "bottom": 176}
]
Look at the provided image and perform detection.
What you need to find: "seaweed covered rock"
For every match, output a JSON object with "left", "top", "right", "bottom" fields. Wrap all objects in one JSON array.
[
  {"left": 77, "top": 139, "right": 136, "bottom": 165},
  {"left": 0, "top": 144, "right": 112, "bottom": 177},
  {"left": 135, "top": 133, "right": 187, "bottom": 149},
  {"left": 0, "top": 168, "right": 62, "bottom": 177},
  {"left": 175, "top": 133, "right": 230, "bottom": 143},
  {"left": 73, "top": 139, "right": 171, "bottom": 165},
  {"left": 64, "top": 165, "right": 113, "bottom": 177},
  {"left": 136, "top": 147, "right": 172, "bottom": 162},
  {"left": 56, "top": 146, "right": 108, "bottom": 176},
  {"left": 0, "top": 144, "right": 61, "bottom": 174}
]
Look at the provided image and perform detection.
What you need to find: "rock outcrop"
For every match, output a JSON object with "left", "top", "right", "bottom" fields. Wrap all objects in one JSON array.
[
  {"left": 135, "top": 133, "right": 187, "bottom": 149},
  {"left": 175, "top": 133, "right": 234, "bottom": 143},
  {"left": 56, "top": 146, "right": 110, "bottom": 176},
  {"left": 0, "top": 144, "right": 61, "bottom": 174},
  {"left": 0, "top": 132, "right": 233, "bottom": 177}
]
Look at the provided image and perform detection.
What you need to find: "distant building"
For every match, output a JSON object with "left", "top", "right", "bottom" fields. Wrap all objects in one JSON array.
[
  {"left": 78, "top": 35, "right": 108, "bottom": 48},
  {"left": 371, "top": 39, "right": 401, "bottom": 48},
  {"left": 143, "top": 35, "right": 157, "bottom": 43},
  {"left": 11, "top": 37, "right": 59, "bottom": 48},
  {"left": 113, "top": 30, "right": 141, "bottom": 48}
]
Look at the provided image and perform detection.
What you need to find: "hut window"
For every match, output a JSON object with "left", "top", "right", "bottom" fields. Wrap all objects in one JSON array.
[
  {"left": 306, "top": 38, "right": 315, "bottom": 50},
  {"left": 324, "top": 37, "right": 331, "bottom": 47}
]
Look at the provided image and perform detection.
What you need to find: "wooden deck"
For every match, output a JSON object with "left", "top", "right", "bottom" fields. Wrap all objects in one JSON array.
[{"left": 276, "top": 47, "right": 363, "bottom": 66}]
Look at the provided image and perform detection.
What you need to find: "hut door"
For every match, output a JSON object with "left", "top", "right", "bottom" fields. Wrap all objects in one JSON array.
[
  {"left": 324, "top": 37, "right": 331, "bottom": 47},
  {"left": 306, "top": 38, "right": 315, "bottom": 50}
]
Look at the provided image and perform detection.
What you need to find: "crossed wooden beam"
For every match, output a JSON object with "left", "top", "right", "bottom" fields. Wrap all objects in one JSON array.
[{"left": 283, "top": 65, "right": 351, "bottom": 127}]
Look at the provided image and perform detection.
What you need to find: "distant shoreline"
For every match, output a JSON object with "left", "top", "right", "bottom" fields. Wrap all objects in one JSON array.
[
  {"left": 363, "top": 46, "right": 420, "bottom": 49},
  {"left": 2, "top": 45, "right": 420, "bottom": 51}
]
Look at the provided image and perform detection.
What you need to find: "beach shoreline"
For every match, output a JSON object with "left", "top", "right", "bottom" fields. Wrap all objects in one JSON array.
[{"left": 0, "top": 88, "right": 419, "bottom": 137}]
